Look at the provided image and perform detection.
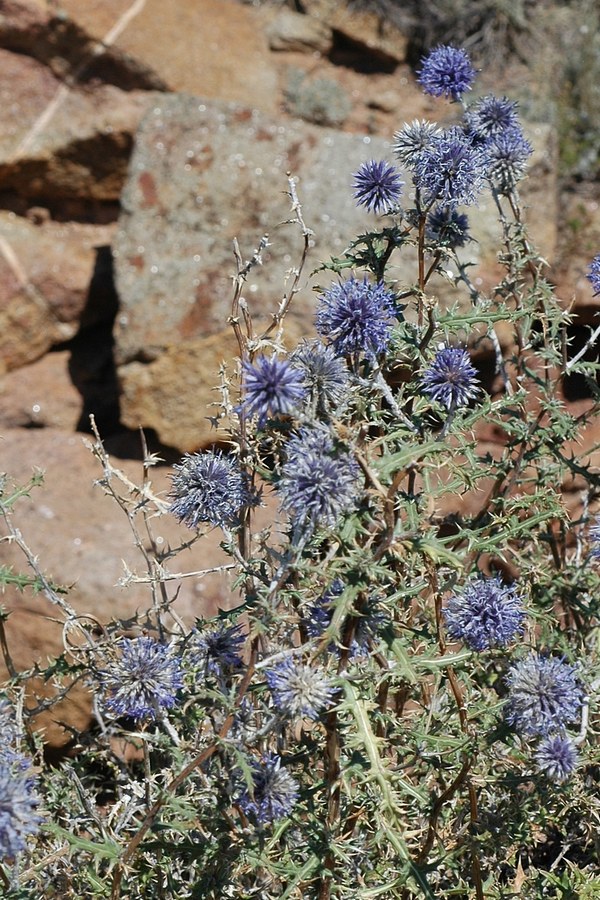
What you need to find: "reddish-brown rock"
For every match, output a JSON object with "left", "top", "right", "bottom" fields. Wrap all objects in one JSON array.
[{"left": 0, "top": 212, "right": 115, "bottom": 370}]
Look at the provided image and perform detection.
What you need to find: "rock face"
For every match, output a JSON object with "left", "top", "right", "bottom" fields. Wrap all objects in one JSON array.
[
  {"left": 301, "top": 0, "right": 409, "bottom": 68},
  {"left": 0, "top": 212, "right": 115, "bottom": 371},
  {"left": 0, "top": 48, "right": 159, "bottom": 204},
  {"left": 112, "top": 95, "right": 557, "bottom": 449}
]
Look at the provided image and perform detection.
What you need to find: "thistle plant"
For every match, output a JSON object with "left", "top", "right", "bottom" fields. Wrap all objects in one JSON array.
[{"left": 0, "top": 42, "right": 598, "bottom": 900}]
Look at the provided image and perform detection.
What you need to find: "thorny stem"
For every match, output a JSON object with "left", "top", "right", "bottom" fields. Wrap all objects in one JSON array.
[
  {"left": 417, "top": 211, "right": 427, "bottom": 326},
  {"left": 419, "top": 563, "right": 484, "bottom": 900},
  {"left": 110, "top": 644, "right": 258, "bottom": 899}
]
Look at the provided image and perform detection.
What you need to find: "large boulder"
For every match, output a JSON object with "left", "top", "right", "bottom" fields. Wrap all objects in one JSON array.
[{"left": 112, "top": 94, "right": 557, "bottom": 450}]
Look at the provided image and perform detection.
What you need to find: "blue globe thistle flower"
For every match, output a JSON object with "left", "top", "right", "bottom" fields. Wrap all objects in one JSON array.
[
  {"left": 237, "top": 753, "right": 299, "bottom": 824},
  {"left": 241, "top": 355, "right": 306, "bottom": 426},
  {"left": 587, "top": 254, "right": 600, "bottom": 295},
  {"left": 316, "top": 276, "right": 396, "bottom": 358},
  {"left": 426, "top": 206, "right": 471, "bottom": 249},
  {"left": 265, "top": 657, "right": 334, "bottom": 720},
  {"left": 102, "top": 636, "right": 184, "bottom": 721},
  {"left": 486, "top": 126, "right": 532, "bottom": 194},
  {"left": 414, "top": 128, "right": 488, "bottom": 207},
  {"left": 277, "top": 426, "right": 360, "bottom": 530},
  {"left": 417, "top": 45, "right": 476, "bottom": 101},
  {"left": 290, "top": 340, "right": 350, "bottom": 415},
  {"left": 170, "top": 451, "right": 249, "bottom": 530},
  {"left": 353, "top": 159, "right": 404, "bottom": 214},
  {"left": 465, "top": 94, "right": 519, "bottom": 140},
  {"left": 535, "top": 734, "right": 579, "bottom": 783},
  {"left": 187, "top": 622, "right": 245, "bottom": 675},
  {"left": 444, "top": 575, "right": 525, "bottom": 651},
  {"left": 0, "top": 755, "right": 42, "bottom": 859},
  {"left": 304, "top": 579, "right": 385, "bottom": 658},
  {"left": 393, "top": 119, "right": 440, "bottom": 168},
  {"left": 505, "top": 652, "right": 583, "bottom": 737},
  {"left": 421, "top": 346, "right": 480, "bottom": 410}
]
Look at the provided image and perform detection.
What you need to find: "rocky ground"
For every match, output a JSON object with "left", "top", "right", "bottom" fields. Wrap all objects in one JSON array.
[{"left": 0, "top": 0, "right": 599, "bottom": 747}]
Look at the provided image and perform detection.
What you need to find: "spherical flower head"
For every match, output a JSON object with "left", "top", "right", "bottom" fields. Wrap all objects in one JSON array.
[
  {"left": 393, "top": 119, "right": 440, "bottom": 168},
  {"left": 187, "top": 622, "right": 245, "bottom": 676},
  {"left": 170, "top": 451, "right": 249, "bottom": 530},
  {"left": 265, "top": 657, "right": 334, "bottom": 720},
  {"left": 421, "top": 346, "right": 480, "bottom": 410},
  {"left": 426, "top": 206, "right": 471, "bottom": 249},
  {"left": 353, "top": 159, "right": 403, "bottom": 214},
  {"left": 102, "top": 636, "right": 184, "bottom": 721},
  {"left": 465, "top": 94, "right": 519, "bottom": 140},
  {"left": 417, "top": 45, "right": 476, "bottom": 101},
  {"left": 0, "top": 755, "right": 42, "bottom": 859},
  {"left": 444, "top": 575, "right": 525, "bottom": 651},
  {"left": 290, "top": 340, "right": 350, "bottom": 415},
  {"left": 486, "top": 126, "right": 532, "bottom": 194},
  {"left": 316, "top": 276, "right": 396, "bottom": 358},
  {"left": 238, "top": 753, "right": 299, "bottom": 824},
  {"left": 277, "top": 426, "right": 360, "bottom": 531},
  {"left": 241, "top": 355, "right": 306, "bottom": 426},
  {"left": 587, "top": 254, "right": 600, "bottom": 296},
  {"left": 505, "top": 652, "right": 583, "bottom": 737},
  {"left": 414, "top": 127, "right": 488, "bottom": 207},
  {"left": 535, "top": 734, "right": 579, "bottom": 783}
]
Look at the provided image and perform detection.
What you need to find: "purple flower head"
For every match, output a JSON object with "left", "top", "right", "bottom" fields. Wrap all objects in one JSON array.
[
  {"left": 241, "top": 355, "right": 306, "bottom": 426},
  {"left": 0, "top": 755, "right": 42, "bottom": 859},
  {"left": 101, "top": 636, "right": 184, "bottom": 721},
  {"left": 316, "top": 276, "right": 396, "bottom": 358},
  {"left": 265, "top": 656, "right": 334, "bottom": 720},
  {"left": 486, "top": 126, "right": 532, "bottom": 194},
  {"left": 277, "top": 426, "right": 360, "bottom": 530},
  {"left": 417, "top": 45, "right": 476, "bottom": 101},
  {"left": 505, "top": 652, "right": 583, "bottom": 737},
  {"left": 444, "top": 575, "right": 525, "bottom": 651},
  {"left": 238, "top": 753, "right": 299, "bottom": 824},
  {"left": 304, "top": 579, "right": 385, "bottom": 658},
  {"left": 414, "top": 128, "right": 488, "bottom": 207},
  {"left": 535, "top": 735, "right": 579, "bottom": 783},
  {"left": 187, "top": 622, "right": 245, "bottom": 676},
  {"left": 421, "top": 346, "right": 480, "bottom": 410},
  {"left": 170, "top": 451, "right": 249, "bottom": 530},
  {"left": 465, "top": 95, "right": 519, "bottom": 140},
  {"left": 426, "top": 206, "right": 471, "bottom": 249},
  {"left": 587, "top": 254, "right": 600, "bottom": 295},
  {"left": 353, "top": 159, "right": 403, "bottom": 214},
  {"left": 393, "top": 119, "right": 440, "bottom": 169},
  {"left": 290, "top": 340, "right": 350, "bottom": 415}
]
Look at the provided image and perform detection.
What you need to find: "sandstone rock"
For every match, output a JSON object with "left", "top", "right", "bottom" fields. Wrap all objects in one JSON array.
[
  {"left": 266, "top": 9, "right": 332, "bottom": 55},
  {"left": 112, "top": 95, "right": 557, "bottom": 450},
  {"left": 0, "top": 212, "right": 115, "bottom": 370},
  {"left": 55, "top": 0, "right": 279, "bottom": 112},
  {"left": 112, "top": 94, "right": 408, "bottom": 368},
  {"left": 0, "top": 49, "right": 160, "bottom": 203},
  {"left": 0, "top": 350, "right": 82, "bottom": 429},
  {"left": 301, "top": 0, "right": 408, "bottom": 69}
]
